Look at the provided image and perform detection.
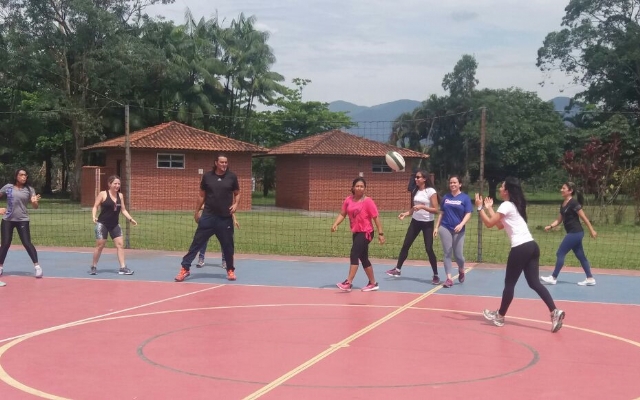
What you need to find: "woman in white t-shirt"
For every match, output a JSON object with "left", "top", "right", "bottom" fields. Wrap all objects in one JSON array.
[
  {"left": 475, "top": 177, "right": 565, "bottom": 333},
  {"left": 386, "top": 170, "right": 440, "bottom": 284}
]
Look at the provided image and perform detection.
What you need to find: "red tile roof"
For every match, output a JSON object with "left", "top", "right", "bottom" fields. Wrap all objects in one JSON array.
[
  {"left": 82, "top": 121, "right": 268, "bottom": 153},
  {"left": 267, "top": 130, "right": 429, "bottom": 158}
]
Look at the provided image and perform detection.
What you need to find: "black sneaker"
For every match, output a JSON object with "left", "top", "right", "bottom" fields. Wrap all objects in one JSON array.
[
  {"left": 118, "top": 267, "right": 134, "bottom": 275},
  {"left": 89, "top": 266, "right": 97, "bottom": 275}
]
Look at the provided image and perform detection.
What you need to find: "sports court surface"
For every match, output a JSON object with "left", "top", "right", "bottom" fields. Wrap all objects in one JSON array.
[{"left": 2, "top": 246, "right": 639, "bottom": 399}]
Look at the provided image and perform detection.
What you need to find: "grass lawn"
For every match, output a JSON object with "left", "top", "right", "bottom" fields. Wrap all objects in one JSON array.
[{"left": 28, "top": 192, "right": 640, "bottom": 270}]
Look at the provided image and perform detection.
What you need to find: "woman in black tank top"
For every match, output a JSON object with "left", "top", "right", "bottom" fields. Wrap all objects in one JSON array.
[
  {"left": 90, "top": 175, "right": 138, "bottom": 276},
  {"left": 542, "top": 182, "right": 597, "bottom": 286}
]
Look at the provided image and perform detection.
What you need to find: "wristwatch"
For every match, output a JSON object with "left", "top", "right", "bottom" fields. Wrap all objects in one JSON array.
[{"left": 378, "top": 232, "right": 384, "bottom": 236}]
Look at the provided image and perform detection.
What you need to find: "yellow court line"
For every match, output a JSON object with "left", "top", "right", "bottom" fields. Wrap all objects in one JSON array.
[
  {"left": 1, "top": 285, "right": 224, "bottom": 344},
  {"left": 0, "top": 285, "right": 225, "bottom": 399},
  {"left": 242, "top": 267, "right": 473, "bottom": 399}
]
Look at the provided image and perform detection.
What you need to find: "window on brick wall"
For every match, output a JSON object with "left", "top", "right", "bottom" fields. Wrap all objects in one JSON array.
[
  {"left": 372, "top": 158, "right": 393, "bottom": 173},
  {"left": 157, "top": 153, "right": 185, "bottom": 169}
]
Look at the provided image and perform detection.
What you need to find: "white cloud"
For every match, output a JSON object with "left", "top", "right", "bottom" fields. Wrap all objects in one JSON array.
[{"left": 146, "top": 0, "right": 583, "bottom": 106}]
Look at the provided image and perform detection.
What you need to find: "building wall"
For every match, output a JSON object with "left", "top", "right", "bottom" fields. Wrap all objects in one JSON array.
[
  {"left": 276, "top": 156, "right": 412, "bottom": 211},
  {"left": 275, "top": 156, "right": 310, "bottom": 209},
  {"left": 95, "top": 149, "right": 253, "bottom": 211},
  {"left": 80, "top": 166, "right": 115, "bottom": 207}
]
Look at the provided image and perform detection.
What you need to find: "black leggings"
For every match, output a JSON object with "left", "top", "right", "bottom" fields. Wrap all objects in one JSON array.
[
  {"left": 499, "top": 241, "right": 555, "bottom": 316},
  {"left": 0, "top": 220, "right": 38, "bottom": 264},
  {"left": 396, "top": 219, "right": 437, "bottom": 274},
  {"left": 350, "top": 232, "right": 372, "bottom": 268}
]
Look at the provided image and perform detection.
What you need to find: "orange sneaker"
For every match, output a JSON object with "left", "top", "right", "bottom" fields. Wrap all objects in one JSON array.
[
  {"left": 174, "top": 267, "right": 190, "bottom": 282},
  {"left": 227, "top": 270, "right": 236, "bottom": 281}
]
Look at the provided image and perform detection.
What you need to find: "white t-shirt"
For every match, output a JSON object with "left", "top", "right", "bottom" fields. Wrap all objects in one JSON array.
[
  {"left": 496, "top": 201, "right": 534, "bottom": 248},
  {"left": 412, "top": 187, "right": 437, "bottom": 222}
]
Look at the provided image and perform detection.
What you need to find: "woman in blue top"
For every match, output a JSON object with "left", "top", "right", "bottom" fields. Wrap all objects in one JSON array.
[
  {"left": 0, "top": 168, "right": 42, "bottom": 279},
  {"left": 434, "top": 175, "right": 473, "bottom": 288}
]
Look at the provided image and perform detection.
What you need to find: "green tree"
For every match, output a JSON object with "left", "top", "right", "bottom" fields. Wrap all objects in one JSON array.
[
  {"left": 537, "top": 0, "right": 640, "bottom": 112},
  {"left": 248, "top": 79, "right": 354, "bottom": 196},
  {"left": 465, "top": 88, "right": 566, "bottom": 198}
]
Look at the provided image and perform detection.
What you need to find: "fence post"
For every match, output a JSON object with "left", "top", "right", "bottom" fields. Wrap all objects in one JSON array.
[{"left": 477, "top": 107, "right": 486, "bottom": 262}]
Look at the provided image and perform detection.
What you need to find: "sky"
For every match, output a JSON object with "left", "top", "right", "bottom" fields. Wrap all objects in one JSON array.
[{"left": 146, "top": 0, "right": 581, "bottom": 107}]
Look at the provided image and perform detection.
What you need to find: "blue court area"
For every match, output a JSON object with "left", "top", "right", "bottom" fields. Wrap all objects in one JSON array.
[{"left": 1, "top": 246, "right": 638, "bottom": 306}]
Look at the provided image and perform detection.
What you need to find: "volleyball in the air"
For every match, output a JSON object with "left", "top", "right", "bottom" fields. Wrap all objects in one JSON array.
[{"left": 385, "top": 151, "right": 405, "bottom": 172}]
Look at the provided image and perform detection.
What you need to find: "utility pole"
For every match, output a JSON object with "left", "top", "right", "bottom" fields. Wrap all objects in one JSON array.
[
  {"left": 124, "top": 104, "right": 131, "bottom": 249},
  {"left": 477, "top": 107, "right": 486, "bottom": 262}
]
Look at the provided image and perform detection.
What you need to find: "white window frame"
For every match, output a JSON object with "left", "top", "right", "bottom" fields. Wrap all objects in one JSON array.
[
  {"left": 157, "top": 153, "right": 185, "bottom": 169},
  {"left": 372, "top": 158, "right": 393, "bottom": 173}
]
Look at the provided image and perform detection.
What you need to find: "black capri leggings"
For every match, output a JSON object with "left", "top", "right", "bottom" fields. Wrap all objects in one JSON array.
[
  {"left": 0, "top": 220, "right": 39, "bottom": 264},
  {"left": 499, "top": 240, "right": 555, "bottom": 316},
  {"left": 396, "top": 219, "right": 437, "bottom": 274},
  {"left": 350, "top": 232, "right": 373, "bottom": 268}
]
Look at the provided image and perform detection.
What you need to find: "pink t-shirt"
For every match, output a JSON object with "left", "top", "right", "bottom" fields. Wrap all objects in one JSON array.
[{"left": 341, "top": 196, "right": 379, "bottom": 233}]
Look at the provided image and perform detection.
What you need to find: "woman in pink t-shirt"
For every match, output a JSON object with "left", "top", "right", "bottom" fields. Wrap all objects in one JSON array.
[{"left": 331, "top": 177, "right": 386, "bottom": 292}]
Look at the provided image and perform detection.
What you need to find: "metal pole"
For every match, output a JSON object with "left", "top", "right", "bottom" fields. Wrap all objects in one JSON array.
[
  {"left": 124, "top": 104, "right": 131, "bottom": 249},
  {"left": 477, "top": 107, "right": 486, "bottom": 262}
]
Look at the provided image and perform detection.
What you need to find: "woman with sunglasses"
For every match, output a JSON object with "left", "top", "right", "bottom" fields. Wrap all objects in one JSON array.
[
  {"left": 0, "top": 168, "right": 42, "bottom": 279},
  {"left": 90, "top": 175, "right": 137, "bottom": 275},
  {"left": 386, "top": 170, "right": 440, "bottom": 284}
]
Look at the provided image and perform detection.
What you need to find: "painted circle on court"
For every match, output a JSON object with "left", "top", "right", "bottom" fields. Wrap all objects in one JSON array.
[
  {"left": 136, "top": 314, "right": 537, "bottom": 388},
  {"left": 1, "top": 303, "right": 639, "bottom": 399}
]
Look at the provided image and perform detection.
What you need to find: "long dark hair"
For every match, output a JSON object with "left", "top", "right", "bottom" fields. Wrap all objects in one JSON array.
[
  {"left": 13, "top": 168, "right": 32, "bottom": 191},
  {"left": 412, "top": 170, "right": 439, "bottom": 206},
  {"left": 504, "top": 176, "right": 527, "bottom": 222},
  {"left": 351, "top": 177, "right": 366, "bottom": 195},
  {"left": 564, "top": 181, "right": 584, "bottom": 205}
]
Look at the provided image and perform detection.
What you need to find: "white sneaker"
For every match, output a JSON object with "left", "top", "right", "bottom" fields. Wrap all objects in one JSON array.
[
  {"left": 577, "top": 278, "right": 596, "bottom": 286},
  {"left": 540, "top": 275, "right": 557, "bottom": 285},
  {"left": 34, "top": 265, "right": 43, "bottom": 278}
]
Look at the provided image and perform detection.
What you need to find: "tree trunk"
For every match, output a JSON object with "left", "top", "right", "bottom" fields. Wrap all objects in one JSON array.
[
  {"left": 71, "top": 118, "right": 84, "bottom": 201},
  {"left": 43, "top": 154, "right": 53, "bottom": 194}
]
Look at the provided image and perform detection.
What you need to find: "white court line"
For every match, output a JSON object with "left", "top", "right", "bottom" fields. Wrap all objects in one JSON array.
[{"left": 0, "top": 285, "right": 224, "bottom": 344}]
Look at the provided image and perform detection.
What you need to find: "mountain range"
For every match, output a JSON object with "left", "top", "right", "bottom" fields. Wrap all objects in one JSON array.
[{"left": 328, "top": 96, "right": 576, "bottom": 141}]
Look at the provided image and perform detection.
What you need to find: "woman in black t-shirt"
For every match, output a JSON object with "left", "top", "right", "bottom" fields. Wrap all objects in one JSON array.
[{"left": 541, "top": 182, "right": 597, "bottom": 286}]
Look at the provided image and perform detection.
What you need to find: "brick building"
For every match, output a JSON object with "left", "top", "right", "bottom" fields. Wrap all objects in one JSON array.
[
  {"left": 267, "top": 130, "right": 429, "bottom": 211},
  {"left": 81, "top": 121, "right": 267, "bottom": 210}
]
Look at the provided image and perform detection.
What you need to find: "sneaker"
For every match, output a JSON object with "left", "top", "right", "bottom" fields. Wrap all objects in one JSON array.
[
  {"left": 89, "top": 266, "right": 97, "bottom": 275},
  {"left": 443, "top": 278, "right": 453, "bottom": 288},
  {"left": 336, "top": 280, "right": 353, "bottom": 292},
  {"left": 361, "top": 282, "right": 379, "bottom": 292},
  {"left": 118, "top": 267, "right": 134, "bottom": 275},
  {"left": 227, "top": 269, "right": 236, "bottom": 281},
  {"left": 386, "top": 268, "right": 401, "bottom": 277},
  {"left": 34, "top": 265, "right": 43, "bottom": 278},
  {"left": 0, "top": 281, "right": 5, "bottom": 287},
  {"left": 540, "top": 275, "right": 557, "bottom": 285},
  {"left": 577, "top": 278, "right": 596, "bottom": 286},
  {"left": 431, "top": 275, "right": 441, "bottom": 285},
  {"left": 221, "top": 260, "right": 227, "bottom": 269},
  {"left": 458, "top": 270, "right": 465, "bottom": 283},
  {"left": 174, "top": 267, "right": 190, "bottom": 282},
  {"left": 197, "top": 258, "right": 205, "bottom": 268},
  {"left": 483, "top": 309, "right": 505, "bottom": 327},
  {"left": 551, "top": 309, "right": 565, "bottom": 333}
]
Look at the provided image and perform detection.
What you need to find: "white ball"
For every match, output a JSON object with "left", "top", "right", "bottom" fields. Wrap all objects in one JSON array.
[{"left": 385, "top": 151, "right": 405, "bottom": 172}]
